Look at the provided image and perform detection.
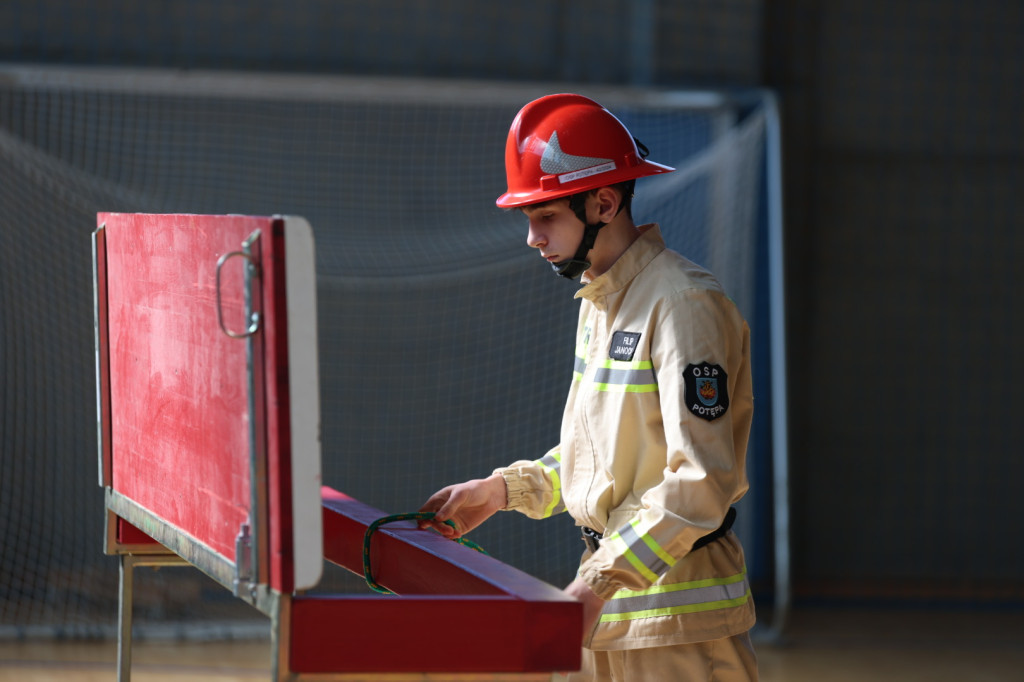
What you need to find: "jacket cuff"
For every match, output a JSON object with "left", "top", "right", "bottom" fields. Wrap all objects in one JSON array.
[
  {"left": 493, "top": 467, "right": 526, "bottom": 511},
  {"left": 578, "top": 562, "right": 624, "bottom": 601}
]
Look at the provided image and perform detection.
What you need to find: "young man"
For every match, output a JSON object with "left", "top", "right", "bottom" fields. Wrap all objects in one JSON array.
[{"left": 419, "top": 94, "right": 758, "bottom": 681}]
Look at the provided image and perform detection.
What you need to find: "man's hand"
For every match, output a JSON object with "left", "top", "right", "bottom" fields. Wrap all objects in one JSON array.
[
  {"left": 564, "top": 576, "right": 607, "bottom": 643},
  {"left": 417, "top": 473, "right": 507, "bottom": 538}
]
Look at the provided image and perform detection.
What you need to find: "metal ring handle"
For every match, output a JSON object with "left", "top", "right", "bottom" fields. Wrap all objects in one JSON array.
[{"left": 216, "top": 250, "right": 260, "bottom": 338}]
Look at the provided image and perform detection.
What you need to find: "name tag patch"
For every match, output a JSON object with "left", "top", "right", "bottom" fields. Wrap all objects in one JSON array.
[
  {"left": 684, "top": 362, "right": 729, "bottom": 421},
  {"left": 609, "top": 331, "right": 641, "bottom": 361}
]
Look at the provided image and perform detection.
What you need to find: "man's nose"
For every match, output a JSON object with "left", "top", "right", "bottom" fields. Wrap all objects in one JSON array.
[{"left": 526, "top": 221, "right": 545, "bottom": 249}]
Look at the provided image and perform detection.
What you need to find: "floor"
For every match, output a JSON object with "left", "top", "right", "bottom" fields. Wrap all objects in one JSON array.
[{"left": 1, "top": 608, "right": 1022, "bottom": 681}]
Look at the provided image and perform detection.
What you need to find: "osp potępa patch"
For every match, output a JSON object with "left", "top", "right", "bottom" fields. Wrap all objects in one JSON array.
[{"left": 684, "top": 362, "right": 729, "bottom": 421}]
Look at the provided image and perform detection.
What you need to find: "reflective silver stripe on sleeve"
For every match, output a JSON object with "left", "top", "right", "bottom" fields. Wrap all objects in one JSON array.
[
  {"left": 614, "top": 522, "right": 672, "bottom": 579},
  {"left": 573, "top": 354, "right": 587, "bottom": 379},
  {"left": 591, "top": 365, "right": 657, "bottom": 388},
  {"left": 536, "top": 451, "right": 565, "bottom": 517},
  {"left": 600, "top": 570, "right": 752, "bottom": 622}
]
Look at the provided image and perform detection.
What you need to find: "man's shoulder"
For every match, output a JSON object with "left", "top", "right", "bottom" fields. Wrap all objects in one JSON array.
[{"left": 643, "top": 247, "right": 726, "bottom": 297}]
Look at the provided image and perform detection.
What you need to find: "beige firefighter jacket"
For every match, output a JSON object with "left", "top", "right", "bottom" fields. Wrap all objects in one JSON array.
[{"left": 497, "top": 224, "right": 755, "bottom": 651}]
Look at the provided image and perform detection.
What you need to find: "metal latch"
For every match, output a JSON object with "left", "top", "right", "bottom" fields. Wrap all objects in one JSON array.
[{"left": 234, "top": 522, "right": 254, "bottom": 599}]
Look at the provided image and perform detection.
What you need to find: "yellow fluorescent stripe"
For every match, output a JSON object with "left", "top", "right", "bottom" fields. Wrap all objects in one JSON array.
[
  {"left": 614, "top": 544, "right": 655, "bottom": 581},
  {"left": 600, "top": 590, "right": 752, "bottom": 623},
  {"left": 632, "top": 519, "right": 676, "bottom": 569},
  {"left": 539, "top": 460, "right": 562, "bottom": 519},
  {"left": 610, "top": 569, "right": 748, "bottom": 599},
  {"left": 590, "top": 382, "right": 658, "bottom": 393},
  {"left": 598, "top": 358, "right": 654, "bottom": 370},
  {"left": 535, "top": 452, "right": 563, "bottom": 518}
]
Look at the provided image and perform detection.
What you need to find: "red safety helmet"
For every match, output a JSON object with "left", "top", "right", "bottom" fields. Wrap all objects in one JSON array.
[{"left": 496, "top": 93, "right": 674, "bottom": 209}]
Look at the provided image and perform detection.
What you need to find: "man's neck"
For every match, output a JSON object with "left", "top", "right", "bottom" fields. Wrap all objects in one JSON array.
[{"left": 584, "top": 216, "right": 641, "bottom": 279}]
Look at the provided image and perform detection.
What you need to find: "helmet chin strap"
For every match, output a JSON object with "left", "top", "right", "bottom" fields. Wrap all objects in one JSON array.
[
  {"left": 551, "top": 191, "right": 606, "bottom": 280},
  {"left": 551, "top": 220, "right": 605, "bottom": 279}
]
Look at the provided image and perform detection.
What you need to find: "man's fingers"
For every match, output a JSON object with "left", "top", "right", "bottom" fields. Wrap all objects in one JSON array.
[
  {"left": 416, "top": 516, "right": 458, "bottom": 538},
  {"left": 419, "top": 488, "right": 449, "bottom": 511},
  {"left": 417, "top": 488, "right": 451, "bottom": 530},
  {"left": 415, "top": 487, "right": 461, "bottom": 536},
  {"left": 416, "top": 480, "right": 491, "bottom": 538},
  {"left": 434, "top": 484, "right": 472, "bottom": 522}
]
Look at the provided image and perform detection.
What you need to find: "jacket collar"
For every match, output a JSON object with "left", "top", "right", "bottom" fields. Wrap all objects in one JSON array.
[{"left": 575, "top": 224, "right": 665, "bottom": 302}]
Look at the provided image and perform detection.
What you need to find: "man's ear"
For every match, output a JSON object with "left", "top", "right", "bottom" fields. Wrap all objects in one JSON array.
[{"left": 593, "top": 186, "right": 623, "bottom": 222}]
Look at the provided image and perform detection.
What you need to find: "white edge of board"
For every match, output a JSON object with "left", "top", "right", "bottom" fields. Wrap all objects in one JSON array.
[{"left": 282, "top": 215, "right": 324, "bottom": 591}]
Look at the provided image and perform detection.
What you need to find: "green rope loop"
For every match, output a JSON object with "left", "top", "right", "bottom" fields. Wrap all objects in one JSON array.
[{"left": 362, "top": 512, "right": 488, "bottom": 595}]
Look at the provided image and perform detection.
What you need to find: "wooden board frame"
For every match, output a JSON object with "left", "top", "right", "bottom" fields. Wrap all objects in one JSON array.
[
  {"left": 94, "top": 213, "right": 580, "bottom": 679},
  {"left": 95, "top": 213, "right": 322, "bottom": 597}
]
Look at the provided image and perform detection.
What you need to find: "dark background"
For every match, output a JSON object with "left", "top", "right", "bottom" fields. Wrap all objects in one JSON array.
[{"left": 1, "top": 0, "right": 1021, "bottom": 631}]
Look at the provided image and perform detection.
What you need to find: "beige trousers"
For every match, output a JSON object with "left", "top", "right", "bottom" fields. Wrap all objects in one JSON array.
[{"left": 556, "top": 631, "right": 758, "bottom": 682}]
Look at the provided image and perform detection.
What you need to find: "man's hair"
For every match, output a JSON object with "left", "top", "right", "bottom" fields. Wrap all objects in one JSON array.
[
  {"left": 571, "top": 180, "right": 637, "bottom": 223},
  {"left": 524, "top": 180, "right": 637, "bottom": 219},
  {"left": 613, "top": 179, "right": 638, "bottom": 219}
]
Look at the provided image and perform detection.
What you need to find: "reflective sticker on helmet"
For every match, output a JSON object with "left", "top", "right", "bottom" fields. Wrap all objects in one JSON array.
[
  {"left": 559, "top": 161, "right": 617, "bottom": 185},
  {"left": 540, "top": 131, "right": 613, "bottom": 175}
]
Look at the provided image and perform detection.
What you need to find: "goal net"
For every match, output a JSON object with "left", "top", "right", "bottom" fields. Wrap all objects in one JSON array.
[{"left": 0, "top": 66, "right": 783, "bottom": 638}]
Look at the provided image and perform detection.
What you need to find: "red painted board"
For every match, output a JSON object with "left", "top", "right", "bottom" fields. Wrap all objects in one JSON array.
[
  {"left": 99, "top": 213, "right": 290, "bottom": 589},
  {"left": 290, "top": 595, "right": 581, "bottom": 674}
]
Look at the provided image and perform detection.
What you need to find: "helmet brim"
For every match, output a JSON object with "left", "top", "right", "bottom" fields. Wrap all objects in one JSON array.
[{"left": 496, "top": 159, "right": 675, "bottom": 209}]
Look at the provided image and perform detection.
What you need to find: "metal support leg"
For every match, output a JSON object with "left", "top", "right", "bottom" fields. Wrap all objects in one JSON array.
[
  {"left": 117, "top": 554, "right": 135, "bottom": 682},
  {"left": 269, "top": 590, "right": 292, "bottom": 682},
  {"left": 115, "top": 553, "right": 189, "bottom": 682}
]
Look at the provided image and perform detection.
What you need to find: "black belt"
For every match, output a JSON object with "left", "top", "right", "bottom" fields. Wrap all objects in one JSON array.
[{"left": 581, "top": 507, "right": 736, "bottom": 554}]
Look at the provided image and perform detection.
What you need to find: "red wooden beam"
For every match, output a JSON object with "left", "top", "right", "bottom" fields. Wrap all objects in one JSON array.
[
  {"left": 289, "top": 594, "right": 579, "bottom": 674},
  {"left": 322, "top": 487, "right": 550, "bottom": 596},
  {"left": 304, "top": 487, "right": 582, "bottom": 674}
]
